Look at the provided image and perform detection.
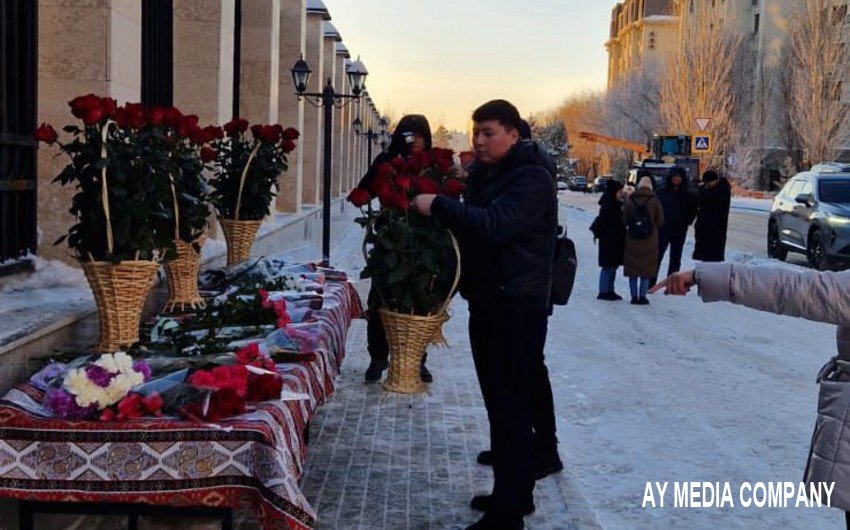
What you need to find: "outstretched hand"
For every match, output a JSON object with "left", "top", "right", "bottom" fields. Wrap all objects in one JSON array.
[
  {"left": 411, "top": 194, "right": 437, "bottom": 217},
  {"left": 649, "top": 270, "right": 696, "bottom": 296}
]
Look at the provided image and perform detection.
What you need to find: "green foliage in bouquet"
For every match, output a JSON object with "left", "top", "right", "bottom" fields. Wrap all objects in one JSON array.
[{"left": 208, "top": 120, "right": 299, "bottom": 221}]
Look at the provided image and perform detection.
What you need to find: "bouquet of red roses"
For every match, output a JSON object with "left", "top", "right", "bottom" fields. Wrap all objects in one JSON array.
[{"left": 348, "top": 148, "right": 464, "bottom": 316}]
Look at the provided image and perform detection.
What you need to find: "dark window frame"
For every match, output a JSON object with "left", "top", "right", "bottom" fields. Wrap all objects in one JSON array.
[{"left": 141, "top": 0, "right": 174, "bottom": 107}]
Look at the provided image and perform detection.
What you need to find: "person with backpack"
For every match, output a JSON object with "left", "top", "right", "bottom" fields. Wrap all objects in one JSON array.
[
  {"left": 623, "top": 176, "right": 664, "bottom": 305},
  {"left": 590, "top": 179, "right": 626, "bottom": 301}
]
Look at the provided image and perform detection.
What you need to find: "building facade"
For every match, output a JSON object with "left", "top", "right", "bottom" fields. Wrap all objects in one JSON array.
[
  {"left": 0, "top": 0, "right": 386, "bottom": 269},
  {"left": 605, "top": 0, "right": 679, "bottom": 88}
]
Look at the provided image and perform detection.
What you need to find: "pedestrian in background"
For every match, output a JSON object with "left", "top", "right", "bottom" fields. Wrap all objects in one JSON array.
[
  {"left": 354, "top": 114, "right": 434, "bottom": 384},
  {"left": 692, "top": 170, "right": 731, "bottom": 262},
  {"left": 653, "top": 167, "right": 697, "bottom": 285},
  {"left": 590, "top": 179, "right": 626, "bottom": 301},
  {"left": 623, "top": 176, "right": 664, "bottom": 305},
  {"left": 651, "top": 264, "right": 850, "bottom": 528}
]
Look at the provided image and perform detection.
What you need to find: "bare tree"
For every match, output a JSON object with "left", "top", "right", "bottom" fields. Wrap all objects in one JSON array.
[
  {"left": 660, "top": 1, "right": 742, "bottom": 162},
  {"left": 554, "top": 91, "right": 609, "bottom": 177},
  {"left": 784, "top": 0, "right": 850, "bottom": 167}
]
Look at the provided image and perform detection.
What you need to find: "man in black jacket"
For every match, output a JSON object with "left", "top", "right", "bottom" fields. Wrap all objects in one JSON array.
[
  {"left": 411, "top": 100, "right": 559, "bottom": 530},
  {"left": 654, "top": 166, "right": 697, "bottom": 284}
]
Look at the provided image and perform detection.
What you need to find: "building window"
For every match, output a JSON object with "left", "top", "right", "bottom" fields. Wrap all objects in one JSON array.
[
  {"left": 0, "top": 1, "right": 38, "bottom": 270},
  {"left": 753, "top": 12, "right": 760, "bottom": 34},
  {"left": 141, "top": 0, "right": 174, "bottom": 107}
]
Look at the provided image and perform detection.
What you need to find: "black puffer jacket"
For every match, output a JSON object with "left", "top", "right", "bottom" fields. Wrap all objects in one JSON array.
[
  {"left": 432, "top": 141, "right": 558, "bottom": 307},
  {"left": 656, "top": 173, "right": 697, "bottom": 236}
]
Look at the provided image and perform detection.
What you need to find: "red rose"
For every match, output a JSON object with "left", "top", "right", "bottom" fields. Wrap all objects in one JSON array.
[
  {"left": 206, "top": 387, "right": 245, "bottom": 421},
  {"left": 396, "top": 175, "right": 413, "bottom": 191},
  {"left": 99, "top": 408, "right": 116, "bottom": 422},
  {"left": 403, "top": 157, "right": 422, "bottom": 175},
  {"left": 142, "top": 393, "right": 164, "bottom": 417},
  {"left": 347, "top": 187, "right": 371, "bottom": 207},
  {"left": 459, "top": 151, "right": 476, "bottom": 166},
  {"left": 34, "top": 123, "right": 58, "bottom": 144},
  {"left": 280, "top": 140, "right": 297, "bottom": 153},
  {"left": 100, "top": 97, "right": 117, "bottom": 120},
  {"left": 414, "top": 177, "right": 441, "bottom": 194},
  {"left": 236, "top": 342, "right": 261, "bottom": 365},
  {"left": 69, "top": 94, "right": 104, "bottom": 125},
  {"left": 224, "top": 118, "right": 249, "bottom": 137},
  {"left": 251, "top": 124, "right": 282, "bottom": 143},
  {"left": 390, "top": 156, "right": 406, "bottom": 170},
  {"left": 247, "top": 373, "right": 283, "bottom": 402},
  {"left": 200, "top": 146, "right": 217, "bottom": 163},
  {"left": 391, "top": 190, "right": 410, "bottom": 211},
  {"left": 442, "top": 179, "right": 465, "bottom": 198},
  {"left": 162, "top": 106, "right": 183, "bottom": 127},
  {"left": 177, "top": 115, "right": 200, "bottom": 137},
  {"left": 188, "top": 125, "right": 208, "bottom": 145},
  {"left": 204, "top": 125, "right": 224, "bottom": 140},
  {"left": 435, "top": 156, "right": 454, "bottom": 175},
  {"left": 115, "top": 103, "right": 145, "bottom": 129},
  {"left": 376, "top": 163, "right": 395, "bottom": 180},
  {"left": 281, "top": 127, "right": 300, "bottom": 141},
  {"left": 188, "top": 370, "right": 216, "bottom": 388},
  {"left": 117, "top": 393, "right": 144, "bottom": 421},
  {"left": 371, "top": 175, "right": 392, "bottom": 197},
  {"left": 146, "top": 106, "right": 166, "bottom": 126}
]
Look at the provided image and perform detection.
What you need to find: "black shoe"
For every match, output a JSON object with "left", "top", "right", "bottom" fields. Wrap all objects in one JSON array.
[
  {"left": 420, "top": 363, "right": 433, "bottom": 383},
  {"left": 610, "top": 291, "right": 623, "bottom": 301},
  {"left": 533, "top": 451, "right": 564, "bottom": 480},
  {"left": 470, "top": 495, "right": 534, "bottom": 516},
  {"left": 597, "top": 292, "right": 615, "bottom": 301},
  {"left": 476, "top": 450, "right": 494, "bottom": 466},
  {"left": 364, "top": 359, "right": 388, "bottom": 382},
  {"left": 630, "top": 297, "right": 640, "bottom": 305},
  {"left": 638, "top": 297, "right": 650, "bottom": 305},
  {"left": 465, "top": 512, "right": 525, "bottom": 530}
]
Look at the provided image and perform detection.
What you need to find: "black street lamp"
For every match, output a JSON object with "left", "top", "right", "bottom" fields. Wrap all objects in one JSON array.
[
  {"left": 353, "top": 115, "right": 388, "bottom": 167},
  {"left": 290, "top": 54, "right": 367, "bottom": 266}
]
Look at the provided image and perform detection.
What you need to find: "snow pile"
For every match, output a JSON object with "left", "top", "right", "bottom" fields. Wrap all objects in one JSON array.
[
  {"left": 731, "top": 197, "right": 772, "bottom": 213},
  {"left": 201, "top": 238, "right": 227, "bottom": 262},
  {"left": 0, "top": 256, "right": 88, "bottom": 293}
]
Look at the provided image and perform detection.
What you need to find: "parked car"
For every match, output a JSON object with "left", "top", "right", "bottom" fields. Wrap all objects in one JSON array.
[
  {"left": 556, "top": 180, "right": 568, "bottom": 192},
  {"left": 568, "top": 176, "right": 591, "bottom": 192},
  {"left": 768, "top": 162, "right": 850, "bottom": 270},
  {"left": 593, "top": 176, "right": 612, "bottom": 193}
]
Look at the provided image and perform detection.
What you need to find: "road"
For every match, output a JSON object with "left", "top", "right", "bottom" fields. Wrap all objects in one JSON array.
[{"left": 548, "top": 191, "right": 841, "bottom": 528}]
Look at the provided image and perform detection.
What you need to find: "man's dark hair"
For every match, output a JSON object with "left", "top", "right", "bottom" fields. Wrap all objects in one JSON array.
[
  {"left": 472, "top": 100, "right": 522, "bottom": 131},
  {"left": 668, "top": 166, "right": 687, "bottom": 180},
  {"left": 518, "top": 119, "right": 532, "bottom": 140}
]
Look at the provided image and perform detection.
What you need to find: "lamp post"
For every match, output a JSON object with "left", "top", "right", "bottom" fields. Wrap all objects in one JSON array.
[
  {"left": 290, "top": 54, "right": 367, "bottom": 266},
  {"left": 353, "top": 115, "right": 387, "bottom": 166}
]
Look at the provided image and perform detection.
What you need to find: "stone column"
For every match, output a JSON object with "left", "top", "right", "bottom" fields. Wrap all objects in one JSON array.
[
  {"left": 332, "top": 41, "right": 348, "bottom": 197},
  {"left": 239, "top": 0, "right": 278, "bottom": 124},
  {"left": 301, "top": 2, "right": 329, "bottom": 206},
  {"left": 321, "top": 22, "right": 338, "bottom": 201},
  {"left": 277, "top": 0, "right": 305, "bottom": 213},
  {"left": 344, "top": 58, "right": 355, "bottom": 191}
]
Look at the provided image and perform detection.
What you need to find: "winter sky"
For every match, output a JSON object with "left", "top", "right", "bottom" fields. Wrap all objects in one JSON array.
[{"left": 322, "top": 0, "right": 610, "bottom": 131}]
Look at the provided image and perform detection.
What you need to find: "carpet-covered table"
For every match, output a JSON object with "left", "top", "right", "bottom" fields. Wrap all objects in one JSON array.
[{"left": 0, "top": 280, "right": 362, "bottom": 530}]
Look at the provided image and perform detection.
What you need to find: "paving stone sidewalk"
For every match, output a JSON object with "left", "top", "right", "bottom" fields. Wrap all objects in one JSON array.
[{"left": 298, "top": 217, "right": 598, "bottom": 530}]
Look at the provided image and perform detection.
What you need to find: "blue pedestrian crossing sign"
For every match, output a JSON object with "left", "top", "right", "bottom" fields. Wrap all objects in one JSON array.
[{"left": 692, "top": 134, "right": 712, "bottom": 154}]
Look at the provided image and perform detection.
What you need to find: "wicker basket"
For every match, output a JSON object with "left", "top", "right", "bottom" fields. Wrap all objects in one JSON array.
[
  {"left": 82, "top": 260, "right": 160, "bottom": 353},
  {"left": 219, "top": 218, "right": 261, "bottom": 266},
  {"left": 363, "top": 227, "right": 461, "bottom": 394},
  {"left": 163, "top": 238, "right": 206, "bottom": 313}
]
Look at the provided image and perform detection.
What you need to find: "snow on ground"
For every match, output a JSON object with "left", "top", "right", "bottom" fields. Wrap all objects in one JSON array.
[
  {"left": 731, "top": 196, "right": 772, "bottom": 214},
  {"left": 554, "top": 203, "right": 841, "bottom": 529}
]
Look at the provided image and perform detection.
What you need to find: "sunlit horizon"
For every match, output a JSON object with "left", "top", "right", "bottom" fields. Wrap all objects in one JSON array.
[{"left": 323, "top": 0, "right": 610, "bottom": 131}]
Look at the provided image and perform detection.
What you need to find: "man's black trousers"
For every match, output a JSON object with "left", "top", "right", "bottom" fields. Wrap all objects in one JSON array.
[{"left": 468, "top": 297, "right": 555, "bottom": 515}]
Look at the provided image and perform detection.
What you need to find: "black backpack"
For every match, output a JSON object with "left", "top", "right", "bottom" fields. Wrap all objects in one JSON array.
[
  {"left": 551, "top": 225, "right": 577, "bottom": 305},
  {"left": 626, "top": 196, "right": 653, "bottom": 240}
]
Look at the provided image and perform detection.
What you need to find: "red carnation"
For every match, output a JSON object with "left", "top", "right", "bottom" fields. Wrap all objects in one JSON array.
[
  {"left": 206, "top": 387, "right": 246, "bottom": 422},
  {"left": 117, "top": 393, "right": 144, "bottom": 421},
  {"left": 142, "top": 393, "right": 164, "bottom": 417},
  {"left": 177, "top": 115, "right": 200, "bottom": 138},
  {"left": 188, "top": 370, "right": 216, "bottom": 388},
  {"left": 34, "top": 123, "right": 58, "bottom": 145},
  {"left": 347, "top": 187, "right": 370, "bottom": 207},
  {"left": 414, "top": 177, "right": 441, "bottom": 194},
  {"left": 224, "top": 118, "right": 249, "bottom": 137},
  {"left": 281, "top": 127, "right": 300, "bottom": 141},
  {"left": 442, "top": 179, "right": 465, "bottom": 199},
  {"left": 200, "top": 146, "right": 217, "bottom": 163},
  {"left": 280, "top": 140, "right": 297, "bottom": 153},
  {"left": 247, "top": 373, "right": 283, "bottom": 402}
]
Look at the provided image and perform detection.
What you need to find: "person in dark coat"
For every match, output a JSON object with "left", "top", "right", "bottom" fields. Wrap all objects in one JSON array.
[
  {"left": 354, "top": 114, "right": 434, "bottom": 384},
  {"left": 692, "top": 170, "right": 731, "bottom": 262},
  {"left": 624, "top": 177, "right": 664, "bottom": 304},
  {"left": 654, "top": 166, "right": 697, "bottom": 284},
  {"left": 411, "top": 100, "right": 559, "bottom": 530},
  {"left": 590, "top": 180, "right": 626, "bottom": 301}
]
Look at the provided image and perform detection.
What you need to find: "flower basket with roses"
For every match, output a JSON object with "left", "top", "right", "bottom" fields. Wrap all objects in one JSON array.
[
  {"left": 348, "top": 147, "right": 464, "bottom": 393},
  {"left": 38, "top": 95, "right": 219, "bottom": 352},
  {"left": 208, "top": 119, "right": 298, "bottom": 265}
]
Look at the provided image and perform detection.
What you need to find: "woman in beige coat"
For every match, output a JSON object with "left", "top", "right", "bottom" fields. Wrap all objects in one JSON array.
[
  {"left": 623, "top": 177, "right": 664, "bottom": 305},
  {"left": 653, "top": 264, "right": 850, "bottom": 527}
]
